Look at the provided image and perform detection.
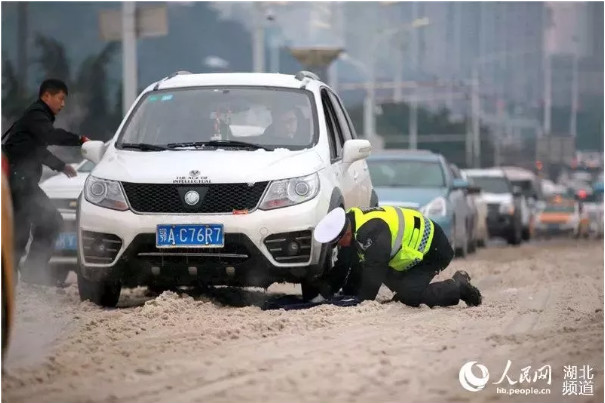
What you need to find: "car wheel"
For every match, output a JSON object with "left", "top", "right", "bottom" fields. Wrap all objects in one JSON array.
[
  {"left": 522, "top": 226, "right": 531, "bottom": 241},
  {"left": 77, "top": 274, "right": 121, "bottom": 308},
  {"left": 507, "top": 222, "right": 522, "bottom": 246},
  {"left": 301, "top": 243, "right": 338, "bottom": 301},
  {"left": 455, "top": 231, "right": 468, "bottom": 258}
]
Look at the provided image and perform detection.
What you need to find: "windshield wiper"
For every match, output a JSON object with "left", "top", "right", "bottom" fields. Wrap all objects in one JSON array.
[
  {"left": 119, "top": 142, "right": 167, "bottom": 151},
  {"left": 166, "top": 141, "right": 207, "bottom": 149},
  {"left": 167, "top": 140, "right": 273, "bottom": 151},
  {"left": 206, "top": 140, "right": 273, "bottom": 151}
]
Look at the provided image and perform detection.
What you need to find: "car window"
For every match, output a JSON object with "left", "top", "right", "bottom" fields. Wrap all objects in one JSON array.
[
  {"left": 321, "top": 91, "right": 342, "bottom": 161},
  {"left": 327, "top": 90, "right": 353, "bottom": 141},
  {"left": 117, "top": 87, "right": 317, "bottom": 151},
  {"left": 467, "top": 176, "right": 511, "bottom": 194},
  {"left": 78, "top": 160, "right": 96, "bottom": 173},
  {"left": 510, "top": 179, "right": 539, "bottom": 199},
  {"left": 368, "top": 160, "right": 445, "bottom": 187},
  {"left": 543, "top": 204, "right": 575, "bottom": 213},
  {"left": 449, "top": 164, "right": 462, "bottom": 179}
]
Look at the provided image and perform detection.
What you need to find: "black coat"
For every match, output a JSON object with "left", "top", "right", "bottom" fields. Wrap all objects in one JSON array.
[{"left": 2, "top": 100, "right": 83, "bottom": 191}]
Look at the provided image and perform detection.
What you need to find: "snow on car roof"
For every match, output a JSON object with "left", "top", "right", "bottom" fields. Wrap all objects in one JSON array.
[
  {"left": 154, "top": 73, "right": 320, "bottom": 91},
  {"left": 462, "top": 168, "right": 506, "bottom": 177}
]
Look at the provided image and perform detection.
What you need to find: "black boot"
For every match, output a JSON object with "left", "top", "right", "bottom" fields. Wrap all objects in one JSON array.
[{"left": 453, "top": 271, "right": 482, "bottom": 306}]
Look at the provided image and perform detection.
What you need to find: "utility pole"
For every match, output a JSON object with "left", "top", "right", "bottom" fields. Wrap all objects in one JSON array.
[
  {"left": 17, "top": 3, "right": 28, "bottom": 97},
  {"left": 408, "top": 83, "right": 418, "bottom": 149},
  {"left": 570, "top": 42, "right": 579, "bottom": 138},
  {"left": 471, "top": 65, "right": 481, "bottom": 167},
  {"left": 543, "top": 52, "right": 552, "bottom": 136},
  {"left": 122, "top": 2, "right": 137, "bottom": 115},
  {"left": 393, "top": 36, "right": 404, "bottom": 103},
  {"left": 252, "top": 2, "right": 265, "bottom": 73}
]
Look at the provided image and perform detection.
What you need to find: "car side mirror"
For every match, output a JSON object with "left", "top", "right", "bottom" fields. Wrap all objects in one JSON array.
[
  {"left": 82, "top": 141, "right": 106, "bottom": 164},
  {"left": 343, "top": 139, "right": 372, "bottom": 164},
  {"left": 452, "top": 178, "right": 469, "bottom": 190},
  {"left": 467, "top": 185, "right": 481, "bottom": 195}
]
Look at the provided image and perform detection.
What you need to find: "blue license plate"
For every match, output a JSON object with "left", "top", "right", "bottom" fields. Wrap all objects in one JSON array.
[
  {"left": 156, "top": 224, "right": 224, "bottom": 248},
  {"left": 548, "top": 224, "right": 561, "bottom": 230},
  {"left": 55, "top": 232, "right": 77, "bottom": 250}
]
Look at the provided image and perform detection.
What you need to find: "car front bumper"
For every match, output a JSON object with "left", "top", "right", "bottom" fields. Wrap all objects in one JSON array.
[{"left": 78, "top": 195, "right": 330, "bottom": 287}]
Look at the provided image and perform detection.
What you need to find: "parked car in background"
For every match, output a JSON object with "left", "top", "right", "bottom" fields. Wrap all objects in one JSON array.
[
  {"left": 450, "top": 164, "right": 483, "bottom": 252},
  {"left": 576, "top": 186, "right": 604, "bottom": 238},
  {"left": 40, "top": 160, "right": 96, "bottom": 283},
  {"left": 500, "top": 166, "right": 536, "bottom": 241},
  {"left": 368, "top": 150, "right": 472, "bottom": 257},
  {"left": 534, "top": 195, "right": 588, "bottom": 238},
  {"left": 76, "top": 71, "right": 375, "bottom": 307},
  {"left": 459, "top": 169, "right": 489, "bottom": 248},
  {"left": 463, "top": 169, "right": 524, "bottom": 245}
]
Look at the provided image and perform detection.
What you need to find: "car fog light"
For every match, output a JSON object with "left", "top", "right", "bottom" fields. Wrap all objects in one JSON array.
[{"left": 286, "top": 241, "right": 300, "bottom": 256}]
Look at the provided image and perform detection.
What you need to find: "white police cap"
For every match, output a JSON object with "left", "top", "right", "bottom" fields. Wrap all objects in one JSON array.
[{"left": 313, "top": 207, "right": 347, "bottom": 244}]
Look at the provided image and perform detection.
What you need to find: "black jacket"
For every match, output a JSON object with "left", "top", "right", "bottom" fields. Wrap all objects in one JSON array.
[
  {"left": 2, "top": 100, "right": 83, "bottom": 190},
  {"left": 326, "top": 211, "right": 393, "bottom": 300}
]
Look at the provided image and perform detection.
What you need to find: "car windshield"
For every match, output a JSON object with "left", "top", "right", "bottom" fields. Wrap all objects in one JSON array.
[
  {"left": 543, "top": 204, "right": 575, "bottom": 213},
  {"left": 368, "top": 160, "right": 445, "bottom": 187},
  {"left": 510, "top": 179, "right": 538, "bottom": 198},
  {"left": 468, "top": 176, "right": 511, "bottom": 194},
  {"left": 78, "top": 160, "right": 95, "bottom": 173},
  {"left": 116, "top": 87, "right": 317, "bottom": 151}
]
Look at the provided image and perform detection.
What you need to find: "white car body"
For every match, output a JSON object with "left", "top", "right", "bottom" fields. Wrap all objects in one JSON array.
[
  {"left": 77, "top": 71, "right": 374, "bottom": 305},
  {"left": 40, "top": 161, "right": 95, "bottom": 266}
]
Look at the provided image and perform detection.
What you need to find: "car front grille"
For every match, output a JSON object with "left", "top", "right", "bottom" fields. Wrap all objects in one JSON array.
[
  {"left": 487, "top": 203, "right": 500, "bottom": 217},
  {"left": 128, "top": 233, "right": 254, "bottom": 265},
  {"left": 121, "top": 182, "right": 269, "bottom": 213}
]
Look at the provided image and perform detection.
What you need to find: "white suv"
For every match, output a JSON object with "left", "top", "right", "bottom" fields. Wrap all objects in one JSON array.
[{"left": 77, "top": 71, "right": 377, "bottom": 307}]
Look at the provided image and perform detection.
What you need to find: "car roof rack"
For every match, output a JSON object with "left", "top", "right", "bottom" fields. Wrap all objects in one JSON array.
[
  {"left": 153, "top": 70, "right": 193, "bottom": 91},
  {"left": 295, "top": 70, "right": 320, "bottom": 82}
]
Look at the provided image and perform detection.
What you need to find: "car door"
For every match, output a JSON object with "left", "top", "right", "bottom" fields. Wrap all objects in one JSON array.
[
  {"left": 327, "top": 89, "right": 370, "bottom": 207},
  {"left": 320, "top": 90, "right": 354, "bottom": 208},
  {"left": 445, "top": 162, "right": 467, "bottom": 247}
]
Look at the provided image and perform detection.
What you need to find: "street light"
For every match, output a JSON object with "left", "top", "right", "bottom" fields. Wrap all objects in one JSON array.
[{"left": 366, "top": 17, "right": 430, "bottom": 144}]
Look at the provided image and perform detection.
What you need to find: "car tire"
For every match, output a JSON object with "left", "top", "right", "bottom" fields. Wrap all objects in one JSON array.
[
  {"left": 507, "top": 222, "right": 522, "bottom": 246},
  {"left": 77, "top": 274, "right": 121, "bottom": 308},
  {"left": 522, "top": 226, "right": 531, "bottom": 241}
]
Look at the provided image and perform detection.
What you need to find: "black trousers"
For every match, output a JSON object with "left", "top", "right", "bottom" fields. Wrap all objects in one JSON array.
[
  {"left": 11, "top": 184, "right": 63, "bottom": 282},
  {"left": 385, "top": 221, "right": 459, "bottom": 307}
]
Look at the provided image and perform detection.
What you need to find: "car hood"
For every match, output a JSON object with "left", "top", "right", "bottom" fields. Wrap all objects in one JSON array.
[
  {"left": 477, "top": 192, "right": 513, "bottom": 204},
  {"left": 374, "top": 187, "right": 446, "bottom": 209},
  {"left": 40, "top": 173, "right": 90, "bottom": 198},
  {"left": 92, "top": 148, "right": 325, "bottom": 183}
]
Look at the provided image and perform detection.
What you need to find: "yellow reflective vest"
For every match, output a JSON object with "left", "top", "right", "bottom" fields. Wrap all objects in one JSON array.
[{"left": 350, "top": 206, "right": 435, "bottom": 271}]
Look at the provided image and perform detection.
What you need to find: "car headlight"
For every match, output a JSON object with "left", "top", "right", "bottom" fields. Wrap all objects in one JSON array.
[
  {"left": 420, "top": 197, "right": 447, "bottom": 217},
  {"left": 259, "top": 173, "right": 320, "bottom": 210},
  {"left": 84, "top": 176, "right": 129, "bottom": 211},
  {"left": 499, "top": 202, "right": 515, "bottom": 215}
]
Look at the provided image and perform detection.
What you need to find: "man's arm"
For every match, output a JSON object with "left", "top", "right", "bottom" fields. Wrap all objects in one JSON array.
[
  {"left": 354, "top": 220, "right": 392, "bottom": 300},
  {"left": 325, "top": 245, "right": 354, "bottom": 294},
  {"left": 40, "top": 148, "right": 66, "bottom": 172},
  {"left": 25, "top": 111, "right": 84, "bottom": 146}
]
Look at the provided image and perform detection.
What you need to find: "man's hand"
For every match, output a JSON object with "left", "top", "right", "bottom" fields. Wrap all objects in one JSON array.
[
  {"left": 80, "top": 136, "right": 90, "bottom": 144},
  {"left": 62, "top": 164, "right": 77, "bottom": 178}
]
